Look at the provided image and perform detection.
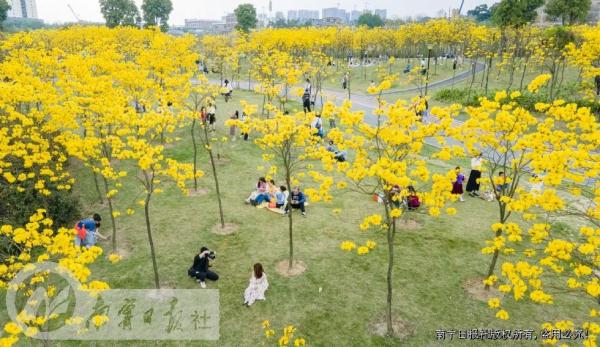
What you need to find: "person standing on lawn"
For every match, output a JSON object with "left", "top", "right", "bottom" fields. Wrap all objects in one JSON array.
[
  {"left": 452, "top": 166, "right": 465, "bottom": 202},
  {"left": 466, "top": 153, "right": 483, "bottom": 197}
]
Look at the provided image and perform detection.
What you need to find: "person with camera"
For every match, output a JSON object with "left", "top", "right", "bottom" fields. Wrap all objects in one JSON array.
[{"left": 188, "top": 247, "right": 219, "bottom": 288}]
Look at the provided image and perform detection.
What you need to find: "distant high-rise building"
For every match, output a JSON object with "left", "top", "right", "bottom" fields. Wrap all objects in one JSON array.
[
  {"left": 350, "top": 10, "right": 364, "bottom": 22},
  {"left": 374, "top": 9, "right": 387, "bottom": 20},
  {"left": 296, "top": 9, "right": 319, "bottom": 22},
  {"left": 8, "top": 0, "right": 38, "bottom": 19},
  {"left": 275, "top": 11, "right": 284, "bottom": 20},
  {"left": 287, "top": 10, "right": 298, "bottom": 21},
  {"left": 322, "top": 7, "right": 348, "bottom": 22}
]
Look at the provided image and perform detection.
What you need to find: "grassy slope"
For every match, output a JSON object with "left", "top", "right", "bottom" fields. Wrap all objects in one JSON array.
[{"left": 1, "top": 91, "right": 591, "bottom": 347}]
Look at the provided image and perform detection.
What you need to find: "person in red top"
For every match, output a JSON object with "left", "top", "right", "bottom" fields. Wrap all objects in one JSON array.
[
  {"left": 407, "top": 186, "right": 420, "bottom": 210},
  {"left": 199, "top": 106, "right": 207, "bottom": 123}
]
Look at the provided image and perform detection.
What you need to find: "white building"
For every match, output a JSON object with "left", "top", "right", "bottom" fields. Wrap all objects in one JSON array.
[
  {"left": 8, "top": 0, "right": 38, "bottom": 19},
  {"left": 184, "top": 19, "right": 218, "bottom": 31}
]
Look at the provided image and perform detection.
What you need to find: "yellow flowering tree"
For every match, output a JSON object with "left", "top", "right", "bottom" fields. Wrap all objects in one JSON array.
[
  {"left": 125, "top": 137, "right": 197, "bottom": 289},
  {"left": 480, "top": 99, "right": 600, "bottom": 341},
  {"left": 235, "top": 107, "right": 328, "bottom": 271},
  {"left": 456, "top": 89, "right": 573, "bottom": 289},
  {"left": 331, "top": 78, "right": 458, "bottom": 336}
]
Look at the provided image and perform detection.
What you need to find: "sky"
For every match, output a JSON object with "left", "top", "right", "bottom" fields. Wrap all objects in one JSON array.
[{"left": 38, "top": 0, "right": 497, "bottom": 25}]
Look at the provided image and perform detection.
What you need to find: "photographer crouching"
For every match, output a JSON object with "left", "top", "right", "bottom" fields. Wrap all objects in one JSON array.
[{"left": 188, "top": 247, "right": 219, "bottom": 288}]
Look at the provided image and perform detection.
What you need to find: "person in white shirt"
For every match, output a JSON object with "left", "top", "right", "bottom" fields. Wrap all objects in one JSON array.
[
  {"left": 304, "top": 78, "right": 312, "bottom": 97},
  {"left": 466, "top": 153, "right": 483, "bottom": 197},
  {"left": 243, "top": 263, "right": 269, "bottom": 307},
  {"left": 530, "top": 173, "right": 544, "bottom": 193},
  {"left": 311, "top": 114, "right": 324, "bottom": 138},
  {"left": 207, "top": 103, "right": 217, "bottom": 132}
]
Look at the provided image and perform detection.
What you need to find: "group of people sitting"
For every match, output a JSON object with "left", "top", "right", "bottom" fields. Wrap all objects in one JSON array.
[
  {"left": 244, "top": 177, "right": 308, "bottom": 216},
  {"left": 188, "top": 247, "right": 268, "bottom": 307}
]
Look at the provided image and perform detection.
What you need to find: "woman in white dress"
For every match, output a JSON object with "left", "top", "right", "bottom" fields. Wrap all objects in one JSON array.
[{"left": 244, "top": 263, "right": 269, "bottom": 307}]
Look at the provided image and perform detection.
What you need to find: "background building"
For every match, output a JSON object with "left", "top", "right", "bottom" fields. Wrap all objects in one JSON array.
[
  {"left": 297, "top": 9, "right": 319, "bottom": 22},
  {"left": 184, "top": 19, "right": 218, "bottom": 31},
  {"left": 287, "top": 10, "right": 298, "bottom": 21},
  {"left": 322, "top": 7, "right": 348, "bottom": 23},
  {"left": 374, "top": 9, "right": 387, "bottom": 20},
  {"left": 350, "top": 10, "right": 364, "bottom": 22},
  {"left": 8, "top": 0, "right": 38, "bottom": 19}
]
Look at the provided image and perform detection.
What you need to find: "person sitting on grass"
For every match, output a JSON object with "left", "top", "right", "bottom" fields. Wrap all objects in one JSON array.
[
  {"left": 326, "top": 140, "right": 347, "bottom": 162},
  {"left": 74, "top": 213, "right": 109, "bottom": 248},
  {"left": 188, "top": 247, "right": 219, "bottom": 289},
  {"left": 275, "top": 186, "right": 289, "bottom": 209},
  {"left": 389, "top": 185, "right": 402, "bottom": 208},
  {"left": 245, "top": 177, "right": 270, "bottom": 206},
  {"left": 406, "top": 185, "right": 420, "bottom": 210},
  {"left": 243, "top": 263, "right": 269, "bottom": 307},
  {"left": 284, "top": 186, "right": 307, "bottom": 217},
  {"left": 267, "top": 179, "right": 278, "bottom": 201}
]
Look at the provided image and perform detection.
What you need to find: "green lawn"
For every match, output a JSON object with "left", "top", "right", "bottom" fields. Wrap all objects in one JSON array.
[{"left": 0, "top": 90, "right": 591, "bottom": 346}]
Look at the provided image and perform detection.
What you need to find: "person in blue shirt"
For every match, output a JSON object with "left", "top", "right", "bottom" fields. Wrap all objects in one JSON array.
[
  {"left": 74, "top": 213, "right": 109, "bottom": 248},
  {"left": 284, "top": 187, "right": 307, "bottom": 217},
  {"left": 275, "top": 186, "right": 289, "bottom": 210}
]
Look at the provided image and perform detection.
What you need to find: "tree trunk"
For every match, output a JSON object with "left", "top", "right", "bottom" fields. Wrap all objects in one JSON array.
[
  {"left": 191, "top": 119, "right": 198, "bottom": 191},
  {"left": 286, "top": 173, "right": 294, "bottom": 270},
  {"left": 485, "top": 208, "right": 506, "bottom": 289},
  {"left": 485, "top": 55, "right": 493, "bottom": 94},
  {"left": 92, "top": 171, "right": 103, "bottom": 204},
  {"left": 347, "top": 74, "right": 351, "bottom": 100},
  {"left": 144, "top": 186, "right": 160, "bottom": 289},
  {"left": 101, "top": 176, "right": 117, "bottom": 253},
  {"left": 518, "top": 57, "right": 529, "bottom": 91},
  {"left": 385, "top": 215, "right": 396, "bottom": 336},
  {"left": 485, "top": 246, "right": 501, "bottom": 290},
  {"left": 204, "top": 126, "right": 225, "bottom": 228}
]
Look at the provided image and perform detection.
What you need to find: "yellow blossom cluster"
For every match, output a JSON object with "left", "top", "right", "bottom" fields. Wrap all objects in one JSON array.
[{"left": 261, "top": 320, "right": 306, "bottom": 347}]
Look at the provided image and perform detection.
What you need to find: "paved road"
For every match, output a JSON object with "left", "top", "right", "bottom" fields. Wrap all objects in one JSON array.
[
  {"left": 204, "top": 65, "right": 480, "bottom": 149},
  {"left": 381, "top": 61, "right": 486, "bottom": 96}
]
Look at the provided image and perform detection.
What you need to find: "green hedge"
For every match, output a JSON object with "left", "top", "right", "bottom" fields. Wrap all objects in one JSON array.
[{"left": 434, "top": 85, "right": 600, "bottom": 117}]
